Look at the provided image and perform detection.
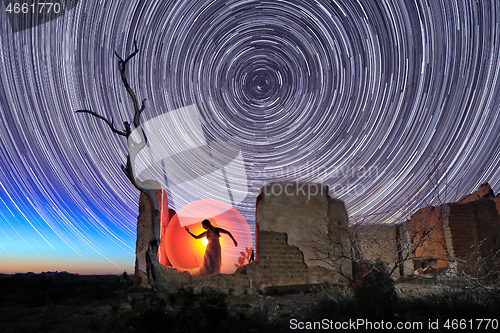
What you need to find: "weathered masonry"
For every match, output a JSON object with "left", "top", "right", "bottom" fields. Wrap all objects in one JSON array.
[
  {"left": 407, "top": 183, "right": 500, "bottom": 277},
  {"left": 134, "top": 182, "right": 352, "bottom": 293},
  {"left": 354, "top": 183, "right": 500, "bottom": 279},
  {"left": 134, "top": 182, "right": 500, "bottom": 294},
  {"left": 240, "top": 182, "right": 352, "bottom": 288}
]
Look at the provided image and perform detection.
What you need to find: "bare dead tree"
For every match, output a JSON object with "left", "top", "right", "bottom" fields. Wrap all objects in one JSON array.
[{"left": 76, "top": 41, "right": 164, "bottom": 294}]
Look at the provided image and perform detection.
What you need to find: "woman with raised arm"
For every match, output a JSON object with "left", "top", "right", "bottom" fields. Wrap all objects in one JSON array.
[{"left": 185, "top": 219, "right": 238, "bottom": 274}]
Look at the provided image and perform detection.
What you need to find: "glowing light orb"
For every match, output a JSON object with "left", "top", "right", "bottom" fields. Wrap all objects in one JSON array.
[{"left": 164, "top": 199, "right": 253, "bottom": 274}]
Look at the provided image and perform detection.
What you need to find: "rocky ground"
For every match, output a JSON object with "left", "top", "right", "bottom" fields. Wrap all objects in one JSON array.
[
  {"left": 0, "top": 272, "right": 328, "bottom": 333},
  {"left": 0, "top": 273, "right": 137, "bottom": 333},
  {"left": 1, "top": 273, "right": 499, "bottom": 333}
]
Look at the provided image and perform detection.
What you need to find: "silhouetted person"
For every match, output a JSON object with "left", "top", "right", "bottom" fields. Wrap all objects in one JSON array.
[{"left": 185, "top": 219, "right": 237, "bottom": 274}]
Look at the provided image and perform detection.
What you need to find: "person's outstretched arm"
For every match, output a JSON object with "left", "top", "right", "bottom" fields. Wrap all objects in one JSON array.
[
  {"left": 185, "top": 226, "right": 206, "bottom": 239},
  {"left": 217, "top": 228, "right": 238, "bottom": 247}
]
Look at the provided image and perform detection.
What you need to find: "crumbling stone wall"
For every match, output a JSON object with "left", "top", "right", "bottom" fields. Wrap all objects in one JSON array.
[
  {"left": 135, "top": 189, "right": 169, "bottom": 288},
  {"left": 408, "top": 183, "right": 500, "bottom": 278},
  {"left": 240, "top": 182, "right": 351, "bottom": 288},
  {"left": 352, "top": 223, "right": 413, "bottom": 278},
  {"left": 446, "top": 199, "right": 500, "bottom": 276},
  {"left": 135, "top": 192, "right": 155, "bottom": 288},
  {"left": 243, "top": 230, "right": 309, "bottom": 287},
  {"left": 137, "top": 182, "right": 500, "bottom": 294},
  {"left": 137, "top": 182, "right": 352, "bottom": 292},
  {"left": 346, "top": 183, "right": 500, "bottom": 280},
  {"left": 407, "top": 206, "right": 450, "bottom": 273}
]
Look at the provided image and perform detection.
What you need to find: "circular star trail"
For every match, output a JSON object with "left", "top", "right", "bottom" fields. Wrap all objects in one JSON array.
[{"left": 0, "top": 0, "right": 499, "bottom": 273}]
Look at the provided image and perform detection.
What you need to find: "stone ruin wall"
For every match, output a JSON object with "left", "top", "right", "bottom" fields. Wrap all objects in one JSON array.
[
  {"left": 241, "top": 182, "right": 352, "bottom": 289},
  {"left": 135, "top": 182, "right": 500, "bottom": 293},
  {"left": 134, "top": 191, "right": 158, "bottom": 289},
  {"left": 406, "top": 183, "right": 500, "bottom": 277},
  {"left": 343, "top": 183, "right": 500, "bottom": 279},
  {"left": 447, "top": 198, "right": 500, "bottom": 276},
  {"left": 406, "top": 205, "right": 451, "bottom": 273},
  {"left": 352, "top": 223, "right": 413, "bottom": 278},
  {"left": 134, "top": 182, "right": 352, "bottom": 293}
]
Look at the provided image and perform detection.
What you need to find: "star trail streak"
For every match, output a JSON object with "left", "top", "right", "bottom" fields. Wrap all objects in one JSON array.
[{"left": 1, "top": 0, "right": 500, "bottom": 274}]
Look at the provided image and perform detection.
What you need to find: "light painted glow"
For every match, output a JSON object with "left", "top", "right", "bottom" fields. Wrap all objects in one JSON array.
[{"left": 164, "top": 199, "right": 253, "bottom": 274}]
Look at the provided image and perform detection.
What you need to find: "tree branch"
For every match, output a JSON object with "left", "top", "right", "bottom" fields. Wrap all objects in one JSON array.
[
  {"left": 114, "top": 40, "right": 146, "bottom": 132},
  {"left": 76, "top": 110, "right": 127, "bottom": 137}
]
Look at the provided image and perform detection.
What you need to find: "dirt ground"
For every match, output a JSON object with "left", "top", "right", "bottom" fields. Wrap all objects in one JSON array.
[
  {"left": 0, "top": 273, "right": 135, "bottom": 333},
  {"left": 2, "top": 273, "right": 499, "bottom": 333},
  {"left": 0, "top": 273, "right": 326, "bottom": 333}
]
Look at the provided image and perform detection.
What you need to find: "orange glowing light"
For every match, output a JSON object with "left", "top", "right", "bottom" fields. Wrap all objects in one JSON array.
[{"left": 164, "top": 199, "right": 253, "bottom": 274}]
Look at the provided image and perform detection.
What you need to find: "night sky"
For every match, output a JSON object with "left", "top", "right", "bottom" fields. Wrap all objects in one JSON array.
[{"left": 1, "top": 0, "right": 500, "bottom": 274}]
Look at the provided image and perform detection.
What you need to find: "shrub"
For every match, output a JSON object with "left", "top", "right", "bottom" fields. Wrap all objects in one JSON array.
[{"left": 350, "top": 259, "right": 397, "bottom": 319}]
